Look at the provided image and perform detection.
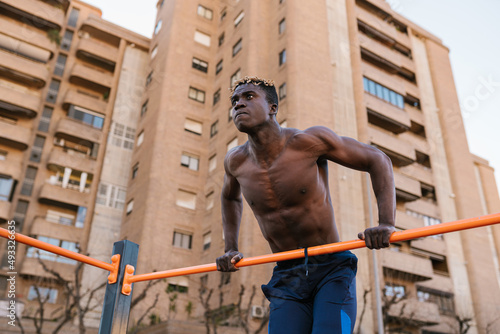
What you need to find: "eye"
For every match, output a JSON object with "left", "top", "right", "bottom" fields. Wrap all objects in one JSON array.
[
  {"left": 247, "top": 94, "right": 254, "bottom": 99},
  {"left": 231, "top": 99, "right": 237, "bottom": 106}
]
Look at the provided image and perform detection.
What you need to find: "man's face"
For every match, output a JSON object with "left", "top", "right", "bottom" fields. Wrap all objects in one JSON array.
[{"left": 230, "top": 84, "right": 276, "bottom": 132}]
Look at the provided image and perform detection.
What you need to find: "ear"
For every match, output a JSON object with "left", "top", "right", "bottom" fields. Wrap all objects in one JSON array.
[{"left": 269, "top": 104, "right": 278, "bottom": 115}]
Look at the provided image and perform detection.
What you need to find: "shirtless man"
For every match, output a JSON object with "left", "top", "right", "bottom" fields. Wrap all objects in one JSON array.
[{"left": 216, "top": 77, "right": 396, "bottom": 333}]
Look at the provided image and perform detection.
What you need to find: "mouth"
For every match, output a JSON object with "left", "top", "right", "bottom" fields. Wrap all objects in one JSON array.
[{"left": 234, "top": 112, "right": 248, "bottom": 119}]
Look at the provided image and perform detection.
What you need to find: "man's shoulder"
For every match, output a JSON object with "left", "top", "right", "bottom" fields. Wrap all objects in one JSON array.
[
  {"left": 224, "top": 142, "right": 249, "bottom": 171},
  {"left": 287, "top": 126, "right": 336, "bottom": 145}
]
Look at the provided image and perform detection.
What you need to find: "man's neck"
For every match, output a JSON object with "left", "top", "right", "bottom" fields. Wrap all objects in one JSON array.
[{"left": 247, "top": 122, "right": 285, "bottom": 166}]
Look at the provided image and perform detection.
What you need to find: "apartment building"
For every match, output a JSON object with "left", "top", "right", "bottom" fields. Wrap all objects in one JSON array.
[
  {"left": 0, "top": 0, "right": 149, "bottom": 329},
  {"left": 122, "top": 0, "right": 500, "bottom": 333}
]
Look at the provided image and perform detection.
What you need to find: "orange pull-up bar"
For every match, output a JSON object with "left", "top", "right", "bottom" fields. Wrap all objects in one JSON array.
[
  {"left": 0, "top": 228, "right": 121, "bottom": 284},
  {"left": 121, "top": 212, "right": 500, "bottom": 295}
]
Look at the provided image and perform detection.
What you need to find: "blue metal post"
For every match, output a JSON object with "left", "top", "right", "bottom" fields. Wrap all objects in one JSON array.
[{"left": 99, "top": 240, "right": 139, "bottom": 334}]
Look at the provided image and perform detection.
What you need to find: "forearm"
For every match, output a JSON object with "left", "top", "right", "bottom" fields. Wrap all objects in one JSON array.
[
  {"left": 369, "top": 153, "right": 396, "bottom": 226},
  {"left": 221, "top": 196, "right": 243, "bottom": 252}
]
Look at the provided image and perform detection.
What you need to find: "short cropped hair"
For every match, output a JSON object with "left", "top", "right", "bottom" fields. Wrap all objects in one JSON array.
[{"left": 230, "top": 76, "right": 279, "bottom": 107}]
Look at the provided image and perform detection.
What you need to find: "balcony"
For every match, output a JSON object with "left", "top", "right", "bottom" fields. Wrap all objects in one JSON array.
[
  {"left": 55, "top": 118, "right": 102, "bottom": 146},
  {"left": 368, "top": 126, "right": 416, "bottom": 166},
  {"left": 30, "top": 216, "right": 80, "bottom": 243},
  {"left": 365, "top": 93, "right": 411, "bottom": 134},
  {"left": 0, "top": 49, "right": 49, "bottom": 88},
  {"left": 356, "top": 6, "right": 411, "bottom": 49},
  {"left": 69, "top": 63, "right": 113, "bottom": 94},
  {"left": 381, "top": 249, "right": 433, "bottom": 281},
  {"left": 406, "top": 104, "right": 424, "bottom": 126},
  {"left": 396, "top": 210, "right": 424, "bottom": 230},
  {"left": 0, "top": 0, "right": 65, "bottom": 30},
  {"left": 0, "top": 85, "right": 40, "bottom": 118},
  {"left": 362, "top": 62, "right": 411, "bottom": 98},
  {"left": 400, "top": 163, "right": 433, "bottom": 185},
  {"left": 21, "top": 257, "right": 74, "bottom": 281},
  {"left": 359, "top": 34, "right": 415, "bottom": 73},
  {"left": 47, "top": 147, "right": 97, "bottom": 175},
  {"left": 0, "top": 120, "right": 31, "bottom": 150},
  {"left": 405, "top": 199, "right": 441, "bottom": 220},
  {"left": 0, "top": 159, "right": 22, "bottom": 180},
  {"left": 411, "top": 237, "right": 447, "bottom": 256},
  {"left": 38, "top": 183, "right": 90, "bottom": 209},
  {"left": 76, "top": 38, "right": 117, "bottom": 72},
  {"left": 394, "top": 172, "right": 421, "bottom": 202},
  {"left": 63, "top": 90, "right": 107, "bottom": 115},
  {"left": 0, "top": 17, "right": 56, "bottom": 61},
  {"left": 0, "top": 201, "right": 12, "bottom": 223},
  {"left": 387, "top": 299, "right": 441, "bottom": 325},
  {"left": 417, "top": 274, "right": 454, "bottom": 294}
]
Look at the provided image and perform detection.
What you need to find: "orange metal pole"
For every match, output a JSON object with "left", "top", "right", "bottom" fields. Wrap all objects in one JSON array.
[
  {"left": 121, "top": 212, "right": 500, "bottom": 293},
  {"left": 0, "top": 228, "right": 120, "bottom": 283}
]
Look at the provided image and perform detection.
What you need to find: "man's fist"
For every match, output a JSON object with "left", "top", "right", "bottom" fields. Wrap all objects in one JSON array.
[
  {"left": 358, "top": 224, "right": 396, "bottom": 249},
  {"left": 216, "top": 250, "right": 244, "bottom": 272}
]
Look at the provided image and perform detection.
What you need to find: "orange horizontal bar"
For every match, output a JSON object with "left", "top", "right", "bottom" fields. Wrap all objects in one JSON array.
[
  {"left": 0, "top": 228, "right": 114, "bottom": 273},
  {"left": 126, "top": 212, "right": 500, "bottom": 285}
]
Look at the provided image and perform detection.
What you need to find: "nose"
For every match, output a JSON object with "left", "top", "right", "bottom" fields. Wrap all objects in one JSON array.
[{"left": 234, "top": 100, "right": 245, "bottom": 110}]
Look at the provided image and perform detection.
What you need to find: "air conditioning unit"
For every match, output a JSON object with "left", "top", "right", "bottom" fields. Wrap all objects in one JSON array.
[{"left": 251, "top": 305, "right": 264, "bottom": 319}]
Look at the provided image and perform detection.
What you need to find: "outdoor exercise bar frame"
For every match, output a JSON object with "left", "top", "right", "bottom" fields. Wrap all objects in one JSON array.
[{"left": 1, "top": 212, "right": 499, "bottom": 333}]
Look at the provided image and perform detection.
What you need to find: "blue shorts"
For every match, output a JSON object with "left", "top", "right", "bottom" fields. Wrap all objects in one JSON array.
[{"left": 262, "top": 250, "right": 357, "bottom": 334}]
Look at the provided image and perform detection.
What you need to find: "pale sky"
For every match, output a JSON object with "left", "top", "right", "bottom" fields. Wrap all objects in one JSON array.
[{"left": 83, "top": 0, "right": 500, "bottom": 197}]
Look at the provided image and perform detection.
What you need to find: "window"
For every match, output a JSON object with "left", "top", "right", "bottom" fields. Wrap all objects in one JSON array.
[
  {"left": 216, "top": 59, "right": 223, "bottom": 75},
  {"left": 110, "top": 122, "right": 135, "bottom": 150},
  {"left": 126, "top": 200, "right": 134, "bottom": 215},
  {"left": 213, "top": 89, "right": 221, "bottom": 105},
  {"left": 61, "top": 30, "right": 74, "bottom": 51},
  {"left": 146, "top": 71, "right": 153, "bottom": 87},
  {"left": 38, "top": 106, "right": 53, "bottom": 132},
  {"left": 205, "top": 192, "right": 214, "bottom": 210},
  {"left": 75, "top": 206, "right": 86, "bottom": 228},
  {"left": 173, "top": 231, "right": 192, "bottom": 249},
  {"left": 54, "top": 54, "right": 67, "bottom": 77},
  {"left": 13, "top": 200, "right": 28, "bottom": 232},
  {"left": 234, "top": 11, "right": 245, "bottom": 27},
  {"left": 27, "top": 236, "right": 78, "bottom": 264},
  {"left": 141, "top": 100, "right": 148, "bottom": 117},
  {"left": 220, "top": 8, "right": 227, "bottom": 22},
  {"left": 279, "top": 83, "right": 287, "bottom": 100},
  {"left": 176, "top": 190, "right": 196, "bottom": 209},
  {"left": 279, "top": 49, "right": 286, "bottom": 65},
  {"left": 384, "top": 284, "right": 405, "bottom": 298},
  {"left": 203, "top": 232, "right": 212, "bottom": 250},
  {"left": 279, "top": 18, "right": 286, "bottom": 34},
  {"left": 97, "top": 183, "right": 126, "bottom": 210},
  {"left": 46, "top": 210, "right": 75, "bottom": 226},
  {"left": 137, "top": 131, "right": 144, "bottom": 147},
  {"left": 230, "top": 69, "right": 241, "bottom": 88},
  {"left": 232, "top": 38, "right": 242, "bottom": 57},
  {"left": 151, "top": 45, "right": 158, "bottom": 59},
  {"left": 210, "top": 120, "right": 218, "bottom": 137},
  {"left": 194, "top": 31, "right": 211, "bottom": 47},
  {"left": 227, "top": 137, "right": 238, "bottom": 152},
  {"left": 154, "top": 20, "right": 163, "bottom": 35},
  {"left": 218, "top": 33, "right": 225, "bottom": 46},
  {"left": 197, "top": 5, "right": 213, "bottom": 20},
  {"left": 181, "top": 153, "right": 199, "bottom": 171},
  {"left": 421, "top": 183, "right": 437, "bottom": 202},
  {"left": 208, "top": 154, "right": 217, "bottom": 172},
  {"left": 46, "top": 80, "right": 61, "bottom": 104},
  {"left": 406, "top": 210, "right": 442, "bottom": 239},
  {"left": 363, "top": 77, "right": 404, "bottom": 109},
  {"left": 30, "top": 135, "right": 45, "bottom": 162},
  {"left": 0, "top": 150, "right": 7, "bottom": 161},
  {"left": 27, "top": 286, "right": 58, "bottom": 303},
  {"left": 20, "top": 167, "right": 37, "bottom": 196},
  {"left": 132, "top": 163, "right": 139, "bottom": 179},
  {"left": 0, "top": 177, "right": 15, "bottom": 201},
  {"left": 228, "top": 106, "right": 233, "bottom": 121},
  {"left": 185, "top": 119, "right": 202, "bottom": 135},
  {"left": 167, "top": 283, "right": 189, "bottom": 293},
  {"left": 68, "top": 105, "right": 104, "bottom": 129},
  {"left": 192, "top": 57, "right": 208, "bottom": 73},
  {"left": 188, "top": 87, "right": 206, "bottom": 103},
  {"left": 417, "top": 288, "right": 455, "bottom": 315},
  {"left": 67, "top": 8, "right": 80, "bottom": 27}
]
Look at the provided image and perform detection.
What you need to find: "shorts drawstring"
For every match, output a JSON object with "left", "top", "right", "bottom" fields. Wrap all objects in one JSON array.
[{"left": 304, "top": 247, "right": 309, "bottom": 277}]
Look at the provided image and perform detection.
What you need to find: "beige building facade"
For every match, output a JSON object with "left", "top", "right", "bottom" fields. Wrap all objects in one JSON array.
[
  {"left": 0, "top": 0, "right": 149, "bottom": 332},
  {"left": 1, "top": 0, "right": 499, "bottom": 333},
  {"left": 122, "top": 0, "right": 500, "bottom": 333}
]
